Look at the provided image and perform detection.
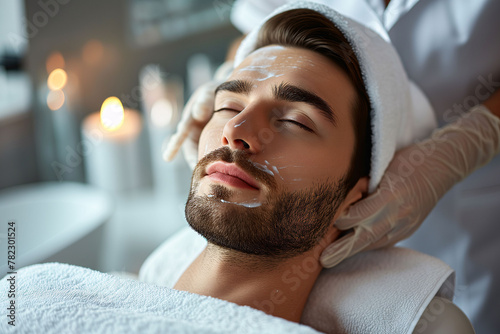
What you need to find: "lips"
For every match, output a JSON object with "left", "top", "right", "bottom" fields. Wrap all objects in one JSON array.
[{"left": 206, "top": 162, "right": 260, "bottom": 190}]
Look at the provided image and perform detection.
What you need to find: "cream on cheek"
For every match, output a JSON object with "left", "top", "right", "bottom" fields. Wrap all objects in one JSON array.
[{"left": 251, "top": 158, "right": 304, "bottom": 184}]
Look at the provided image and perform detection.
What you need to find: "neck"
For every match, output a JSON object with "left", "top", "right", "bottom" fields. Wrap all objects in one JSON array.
[{"left": 173, "top": 243, "right": 326, "bottom": 323}]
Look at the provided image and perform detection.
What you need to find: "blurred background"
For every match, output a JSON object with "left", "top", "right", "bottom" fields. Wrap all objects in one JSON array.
[{"left": 0, "top": 0, "right": 240, "bottom": 275}]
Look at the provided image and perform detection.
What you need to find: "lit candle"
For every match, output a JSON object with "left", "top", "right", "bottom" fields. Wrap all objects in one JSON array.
[{"left": 81, "top": 97, "right": 145, "bottom": 193}]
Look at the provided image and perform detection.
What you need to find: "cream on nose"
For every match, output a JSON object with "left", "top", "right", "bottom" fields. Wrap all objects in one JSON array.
[{"left": 221, "top": 112, "right": 264, "bottom": 153}]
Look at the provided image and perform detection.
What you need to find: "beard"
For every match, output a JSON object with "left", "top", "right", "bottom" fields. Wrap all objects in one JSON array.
[{"left": 185, "top": 146, "right": 350, "bottom": 260}]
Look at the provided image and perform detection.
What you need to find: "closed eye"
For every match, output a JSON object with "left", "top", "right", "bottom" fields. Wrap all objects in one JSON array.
[
  {"left": 279, "top": 119, "right": 314, "bottom": 133},
  {"left": 214, "top": 108, "right": 314, "bottom": 133},
  {"left": 214, "top": 107, "right": 241, "bottom": 113}
]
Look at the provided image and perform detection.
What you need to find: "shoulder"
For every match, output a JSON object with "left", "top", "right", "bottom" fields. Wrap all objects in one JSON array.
[{"left": 413, "top": 297, "right": 475, "bottom": 334}]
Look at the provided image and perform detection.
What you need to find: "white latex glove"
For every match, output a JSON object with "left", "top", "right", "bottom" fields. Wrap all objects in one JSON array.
[
  {"left": 163, "top": 61, "right": 234, "bottom": 169},
  {"left": 320, "top": 104, "right": 500, "bottom": 268}
]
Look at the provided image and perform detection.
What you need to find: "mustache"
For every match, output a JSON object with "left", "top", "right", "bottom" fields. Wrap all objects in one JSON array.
[{"left": 193, "top": 146, "right": 277, "bottom": 190}]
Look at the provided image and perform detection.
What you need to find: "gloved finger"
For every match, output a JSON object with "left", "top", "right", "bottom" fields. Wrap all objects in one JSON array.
[
  {"left": 334, "top": 195, "right": 397, "bottom": 232},
  {"left": 182, "top": 137, "right": 200, "bottom": 170},
  {"left": 181, "top": 125, "right": 205, "bottom": 169},
  {"left": 334, "top": 197, "right": 380, "bottom": 230},
  {"left": 330, "top": 215, "right": 399, "bottom": 264},
  {"left": 163, "top": 107, "right": 198, "bottom": 162},
  {"left": 363, "top": 233, "right": 404, "bottom": 252},
  {"left": 320, "top": 232, "right": 357, "bottom": 267},
  {"left": 362, "top": 213, "right": 418, "bottom": 252},
  {"left": 333, "top": 184, "right": 397, "bottom": 230},
  {"left": 191, "top": 81, "right": 219, "bottom": 121},
  {"left": 163, "top": 83, "right": 216, "bottom": 162},
  {"left": 320, "top": 223, "right": 380, "bottom": 267},
  {"left": 163, "top": 131, "right": 189, "bottom": 162},
  {"left": 363, "top": 234, "right": 392, "bottom": 252}
]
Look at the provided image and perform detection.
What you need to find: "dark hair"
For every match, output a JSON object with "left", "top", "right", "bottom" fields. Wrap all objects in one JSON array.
[{"left": 255, "top": 8, "right": 372, "bottom": 191}]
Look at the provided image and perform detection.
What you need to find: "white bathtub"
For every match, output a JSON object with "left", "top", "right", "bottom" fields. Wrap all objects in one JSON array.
[{"left": 0, "top": 182, "right": 113, "bottom": 277}]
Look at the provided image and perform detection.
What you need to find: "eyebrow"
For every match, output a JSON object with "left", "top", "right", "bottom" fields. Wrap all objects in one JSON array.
[
  {"left": 214, "top": 79, "right": 338, "bottom": 126},
  {"left": 215, "top": 80, "right": 253, "bottom": 96}
]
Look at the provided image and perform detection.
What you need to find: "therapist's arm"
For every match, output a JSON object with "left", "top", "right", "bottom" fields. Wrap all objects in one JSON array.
[{"left": 320, "top": 90, "right": 500, "bottom": 267}]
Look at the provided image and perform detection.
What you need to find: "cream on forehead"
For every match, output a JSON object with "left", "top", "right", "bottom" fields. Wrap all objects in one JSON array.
[{"left": 236, "top": 45, "right": 316, "bottom": 81}]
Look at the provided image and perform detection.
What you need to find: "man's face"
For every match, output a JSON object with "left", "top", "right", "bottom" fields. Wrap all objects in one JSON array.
[{"left": 185, "top": 45, "right": 365, "bottom": 259}]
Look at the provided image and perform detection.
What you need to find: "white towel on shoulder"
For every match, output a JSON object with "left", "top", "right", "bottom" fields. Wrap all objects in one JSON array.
[{"left": 140, "top": 227, "right": 455, "bottom": 334}]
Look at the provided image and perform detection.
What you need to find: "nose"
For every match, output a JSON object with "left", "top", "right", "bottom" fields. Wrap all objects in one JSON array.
[{"left": 221, "top": 107, "right": 266, "bottom": 153}]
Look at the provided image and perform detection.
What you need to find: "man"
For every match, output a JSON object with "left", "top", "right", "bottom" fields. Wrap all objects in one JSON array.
[
  {"left": 173, "top": 8, "right": 371, "bottom": 322},
  {"left": 227, "top": 1, "right": 500, "bottom": 331},
  {"left": 169, "top": 8, "right": 484, "bottom": 330}
]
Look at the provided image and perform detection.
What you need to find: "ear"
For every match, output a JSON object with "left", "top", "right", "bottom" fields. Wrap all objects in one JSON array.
[
  {"left": 320, "top": 177, "right": 369, "bottom": 247},
  {"left": 340, "top": 176, "right": 369, "bottom": 215}
]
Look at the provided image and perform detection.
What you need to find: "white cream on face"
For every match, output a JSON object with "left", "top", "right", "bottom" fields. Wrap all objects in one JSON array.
[
  {"left": 234, "top": 120, "right": 246, "bottom": 127},
  {"left": 207, "top": 194, "right": 262, "bottom": 208},
  {"left": 256, "top": 160, "right": 304, "bottom": 183},
  {"left": 232, "top": 47, "right": 321, "bottom": 187},
  {"left": 251, "top": 161, "right": 274, "bottom": 176},
  {"left": 200, "top": 45, "right": 353, "bottom": 204},
  {"left": 237, "top": 45, "right": 316, "bottom": 82}
]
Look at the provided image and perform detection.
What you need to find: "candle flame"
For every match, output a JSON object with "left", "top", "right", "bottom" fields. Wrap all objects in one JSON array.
[
  {"left": 100, "top": 97, "right": 125, "bottom": 131},
  {"left": 48, "top": 68, "right": 68, "bottom": 91}
]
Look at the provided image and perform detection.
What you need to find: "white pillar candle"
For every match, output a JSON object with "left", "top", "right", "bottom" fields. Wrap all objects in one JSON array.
[
  {"left": 46, "top": 68, "right": 84, "bottom": 182},
  {"left": 139, "top": 66, "right": 190, "bottom": 198},
  {"left": 81, "top": 97, "right": 145, "bottom": 193}
]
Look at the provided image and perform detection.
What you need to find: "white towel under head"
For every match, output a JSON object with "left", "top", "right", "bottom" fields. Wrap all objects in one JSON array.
[
  {"left": 139, "top": 227, "right": 455, "bottom": 334},
  {"left": 233, "top": 1, "right": 437, "bottom": 193}
]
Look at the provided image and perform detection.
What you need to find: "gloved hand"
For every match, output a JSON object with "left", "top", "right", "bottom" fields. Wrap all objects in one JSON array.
[
  {"left": 320, "top": 104, "right": 500, "bottom": 268},
  {"left": 163, "top": 61, "right": 234, "bottom": 169}
]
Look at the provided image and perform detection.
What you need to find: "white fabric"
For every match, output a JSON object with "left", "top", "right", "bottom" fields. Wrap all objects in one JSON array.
[
  {"left": 301, "top": 247, "right": 455, "bottom": 334},
  {"left": 0, "top": 263, "right": 319, "bottom": 334},
  {"left": 140, "top": 227, "right": 206, "bottom": 288},
  {"left": 139, "top": 227, "right": 455, "bottom": 334},
  {"left": 231, "top": 1, "right": 500, "bottom": 332},
  {"left": 232, "top": 0, "right": 391, "bottom": 41},
  {"left": 233, "top": 1, "right": 436, "bottom": 193}
]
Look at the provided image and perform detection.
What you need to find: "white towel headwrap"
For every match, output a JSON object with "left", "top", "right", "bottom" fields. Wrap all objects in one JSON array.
[{"left": 234, "top": 1, "right": 436, "bottom": 192}]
